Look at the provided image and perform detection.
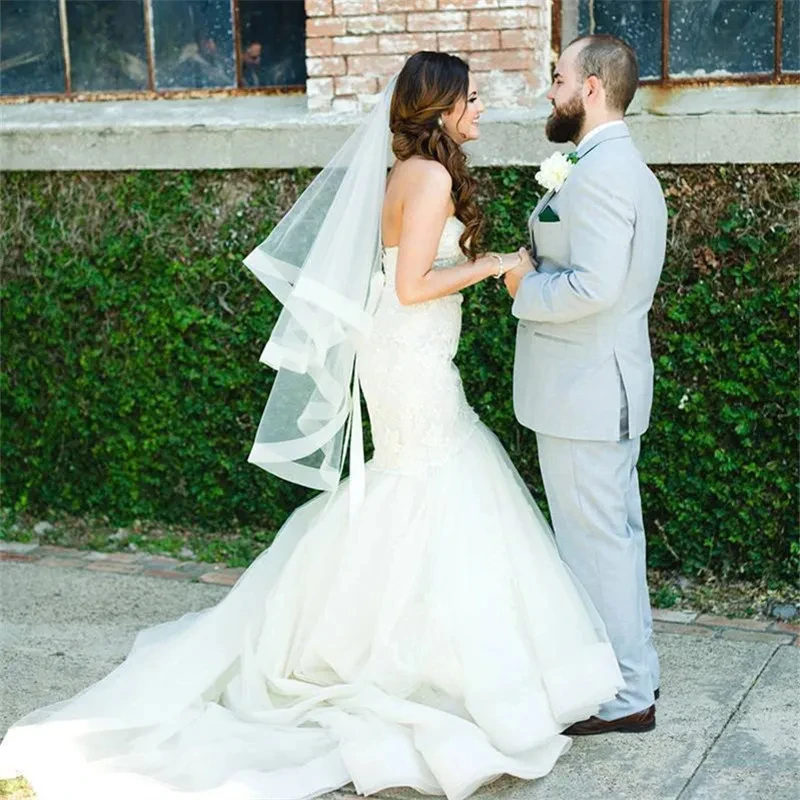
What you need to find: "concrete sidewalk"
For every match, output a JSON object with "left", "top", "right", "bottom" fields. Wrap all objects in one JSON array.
[{"left": 1, "top": 556, "right": 798, "bottom": 800}]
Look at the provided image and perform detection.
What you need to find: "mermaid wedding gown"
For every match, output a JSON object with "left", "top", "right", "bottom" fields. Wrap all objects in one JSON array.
[{"left": 0, "top": 218, "right": 623, "bottom": 800}]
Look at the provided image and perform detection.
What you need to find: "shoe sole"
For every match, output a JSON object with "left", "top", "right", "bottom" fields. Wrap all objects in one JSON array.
[
  {"left": 615, "top": 719, "right": 656, "bottom": 733},
  {"left": 566, "top": 717, "right": 656, "bottom": 736}
]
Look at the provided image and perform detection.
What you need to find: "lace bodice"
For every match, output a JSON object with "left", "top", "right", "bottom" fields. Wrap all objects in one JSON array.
[
  {"left": 358, "top": 217, "right": 479, "bottom": 472},
  {"left": 380, "top": 216, "right": 468, "bottom": 285}
]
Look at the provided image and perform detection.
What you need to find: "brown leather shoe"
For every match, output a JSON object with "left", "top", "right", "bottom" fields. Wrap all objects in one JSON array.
[{"left": 563, "top": 704, "right": 656, "bottom": 736}]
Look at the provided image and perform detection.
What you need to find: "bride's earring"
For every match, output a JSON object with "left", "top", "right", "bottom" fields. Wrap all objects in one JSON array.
[{"left": 437, "top": 116, "right": 444, "bottom": 130}]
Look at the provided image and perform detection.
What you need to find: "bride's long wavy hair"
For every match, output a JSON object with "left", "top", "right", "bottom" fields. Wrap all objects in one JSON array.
[{"left": 390, "top": 51, "right": 484, "bottom": 261}]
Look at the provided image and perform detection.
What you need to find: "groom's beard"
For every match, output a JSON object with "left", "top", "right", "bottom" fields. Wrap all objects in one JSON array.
[{"left": 546, "top": 93, "right": 585, "bottom": 144}]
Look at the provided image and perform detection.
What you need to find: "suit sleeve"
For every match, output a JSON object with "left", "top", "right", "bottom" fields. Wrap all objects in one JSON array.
[{"left": 512, "top": 167, "right": 635, "bottom": 323}]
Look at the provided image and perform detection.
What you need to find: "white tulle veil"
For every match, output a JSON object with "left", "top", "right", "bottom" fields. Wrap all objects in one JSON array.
[{"left": 243, "top": 78, "right": 397, "bottom": 506}]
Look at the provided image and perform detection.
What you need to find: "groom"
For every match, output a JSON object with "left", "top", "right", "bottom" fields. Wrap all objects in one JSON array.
[{"left": 504, "top": 34, "right": 667, "bottom": 734}]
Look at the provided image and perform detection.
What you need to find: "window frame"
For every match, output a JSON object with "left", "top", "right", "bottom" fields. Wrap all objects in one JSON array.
[
  {"left": 552, "top": 0, "right": 800, "bottom": 86},
  {"left": 0, "top": 0, "right": 307, "bottom": 103}
]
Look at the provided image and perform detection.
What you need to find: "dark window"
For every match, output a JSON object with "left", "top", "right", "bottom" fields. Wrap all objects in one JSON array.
[
  {"left": 669, "top": 0, "right": 775, "bottom": 76},
  {"left": 556, "top": 0, "right": 800, "bottom": 83},
  {"left": 0, "top": 0, "right": 65, "bottom": 96},
  {"left": 239, "top": 0, "right": 306, "bottom": 88},
  {"left": 152, "top": 0, "right": 236, "bottom": 90},
  {"left": 67, "top": 0, "right": 149, "bottom": 92},
  {"left": 0, "top": 0, "right": 306, "bottom": 98},
  {"left": 573, "top": 0, "right": 662, "bottom": 80},
  {"left": 784, "top": 0, "right": 800, "bottom": 73}
]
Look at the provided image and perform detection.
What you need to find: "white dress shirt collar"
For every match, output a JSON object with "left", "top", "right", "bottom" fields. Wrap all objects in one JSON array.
[{"left": 576, "top": 119, "right": 626, "bottom": 152}]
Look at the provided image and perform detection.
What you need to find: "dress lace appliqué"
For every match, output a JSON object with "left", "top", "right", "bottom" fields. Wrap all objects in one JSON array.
[{"left": 358, "top": 218, "right": 479, "bottom": 473}]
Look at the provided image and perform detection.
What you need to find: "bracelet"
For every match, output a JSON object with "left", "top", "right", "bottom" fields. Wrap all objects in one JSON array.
[{"left": 490, "top": 253, "right": 505, "bottom": 279}]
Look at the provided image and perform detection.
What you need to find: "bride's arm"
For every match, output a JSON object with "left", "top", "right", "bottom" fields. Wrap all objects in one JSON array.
[{"left": 394, "top": 163, "right": 514, "bottom": 306}]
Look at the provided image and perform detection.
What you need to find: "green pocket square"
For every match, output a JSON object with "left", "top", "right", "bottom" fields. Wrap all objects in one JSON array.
[{"left": 538, "top": 205, "right": 560, "bottom": 223}]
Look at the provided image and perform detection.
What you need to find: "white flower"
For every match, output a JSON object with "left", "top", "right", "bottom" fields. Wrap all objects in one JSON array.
[
  {"left": 535, "top": 151, "right": 575, "bottom": 192},
  {"left": 678, "top": 392, "right": 689, "bottom": 411}
]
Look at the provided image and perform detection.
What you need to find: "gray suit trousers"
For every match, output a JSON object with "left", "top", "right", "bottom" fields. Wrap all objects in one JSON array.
[{"left": 535, "top": 420, "right": 660, "bottom": 719}]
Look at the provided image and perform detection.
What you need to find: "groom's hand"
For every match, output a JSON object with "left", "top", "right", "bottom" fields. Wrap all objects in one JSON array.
[{"left": 504, "top": 248, "right": 535, "bottom": 298}]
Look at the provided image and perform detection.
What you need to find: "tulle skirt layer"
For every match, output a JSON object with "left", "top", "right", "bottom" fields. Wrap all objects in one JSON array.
[{"left": 0, "top": 422, "right": 622, "bottom": 800}]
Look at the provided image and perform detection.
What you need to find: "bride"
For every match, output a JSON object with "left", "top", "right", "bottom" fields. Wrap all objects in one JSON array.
[{"left": 0, "top": 52, "right": 624, "bottom": 800}]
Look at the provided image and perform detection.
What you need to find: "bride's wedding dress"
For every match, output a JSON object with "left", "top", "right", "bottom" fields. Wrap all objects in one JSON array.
[{"left": 0, "top": 218, "right": 623, "bottom": 800}]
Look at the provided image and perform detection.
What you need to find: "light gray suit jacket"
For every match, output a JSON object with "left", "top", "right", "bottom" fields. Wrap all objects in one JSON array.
[{"left": 512, "top": 123, "right": 667, "bottom": 441}]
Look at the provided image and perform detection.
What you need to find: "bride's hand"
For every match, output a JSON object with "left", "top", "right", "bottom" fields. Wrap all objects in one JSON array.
[
  {"left": 513, "top": 247, "right": 535, "bottom": 272},
  {"left": 503, "top": 248, "right": 536, "bottom": 298}
]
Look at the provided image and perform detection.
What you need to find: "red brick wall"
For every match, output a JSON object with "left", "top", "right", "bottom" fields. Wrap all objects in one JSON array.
[{"left": 305, "top": 0, "right": 550, "bottom": 112}]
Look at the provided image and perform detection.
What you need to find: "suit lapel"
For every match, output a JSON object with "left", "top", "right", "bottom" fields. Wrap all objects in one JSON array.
[{"left": 530, "top": 123, "right": 631, "bottom": 254}]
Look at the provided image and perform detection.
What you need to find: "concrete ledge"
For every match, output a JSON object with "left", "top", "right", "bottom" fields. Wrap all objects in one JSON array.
[{"left": 1, "top": 84, "right": 799, "bottom": 170}]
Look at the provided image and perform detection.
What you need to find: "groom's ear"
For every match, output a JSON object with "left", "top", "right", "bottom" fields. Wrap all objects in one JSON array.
[{"left": 584, "top": 73, "right": 603, "bottom": 104}]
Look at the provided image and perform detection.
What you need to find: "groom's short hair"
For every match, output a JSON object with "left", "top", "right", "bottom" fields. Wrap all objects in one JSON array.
[{"left": 569, "top": 34, "right": 639, "bottom": 113}]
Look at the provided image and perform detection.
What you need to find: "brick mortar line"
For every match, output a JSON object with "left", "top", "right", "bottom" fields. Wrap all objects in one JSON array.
[
  {"left": 674, "top": 643, "right": 784, "bottom": 800},
  {"left": 1, "top": 543, "right": 799, "bottom": 641},
  {"left": 651, "top": 610, "right": 799, "bottom": 637},
  {"left": 0, "top": 543, "right": 244, "bottom": 587}
]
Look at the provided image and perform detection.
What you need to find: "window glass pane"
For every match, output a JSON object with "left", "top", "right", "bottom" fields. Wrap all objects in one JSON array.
[
  {"left": 0, "top": 0, "right": 65, "bottom": 96},
  {"left": 576, "top": 0, "right": 662, "bottom": 80},
  {"left": 67, "top": 0, "right": 148, "bottom": 92},
  {"left": 238, "top": 0, "right": 306, "bottom": 88},
  {"left": 152, "top": 0, "right": 235, "bottom": 90},
  {"left": 783, "top": 0, "right": 800, "bottom": 72},
  {"left": 669, "top": 0, "right": 775, "bottom": 76}
]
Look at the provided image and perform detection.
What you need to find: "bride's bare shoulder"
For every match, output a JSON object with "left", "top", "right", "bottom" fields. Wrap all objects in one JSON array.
[
  {"left": 384, "top": 159, "right": 453, "bottom": 242},
  {"left": 392, "top": 157, "right": 452, "bottom": 195}
]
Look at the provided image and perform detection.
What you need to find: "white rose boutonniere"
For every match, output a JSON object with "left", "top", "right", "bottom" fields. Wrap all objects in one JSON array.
[{"left": 535, "top": 151, "right": 579, "bottom": 193}]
